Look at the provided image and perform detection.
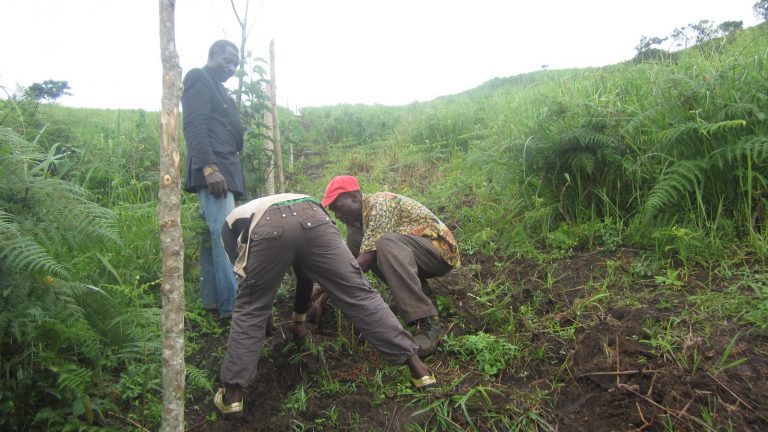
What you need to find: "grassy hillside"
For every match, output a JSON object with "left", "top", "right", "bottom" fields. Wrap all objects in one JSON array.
[
  {"left": 296, "top": 23, "right": 768, "bottom": 261},
  {"left": 0, "top": 20, "right": 766, "bottom": 431}
]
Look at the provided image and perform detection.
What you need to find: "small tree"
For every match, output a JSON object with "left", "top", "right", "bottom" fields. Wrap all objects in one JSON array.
[
  {"left": 229, "top": 0, "right": 256, "bottom": 107},
  {"left": 24, "top": 80, "right": 71, "bottom": 102},
  {"left": 228, "top": 0, "right": 276, "bottom": 197},
  {"left": 754, "top": 0, "right": 768, "bottom": 21},
  {"left": 633, "top": 36, "right": 668, "bottom": 63},
  {"left": 238, "top": 54, "right": 274, "bottom": 197},
  {"left": 718, "top": 20, "right": 744, "bottom": 35},
  {"left": 690, "top": 20, "right": 717, "bottom": 44},
  {"left": 635, "top": 36, "right": 667, "bottom": 53},
  {"left": 671, "top": 26, "right": 692, "bottom": 49}
]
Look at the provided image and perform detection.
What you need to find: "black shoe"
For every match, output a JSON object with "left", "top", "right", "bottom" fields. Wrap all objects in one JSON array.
[
  {"left": 413, "top": 317, "right": 444, "bottom": 358},
  {"left": 219, "top": 317, "right": 232, "bottom": 328}
]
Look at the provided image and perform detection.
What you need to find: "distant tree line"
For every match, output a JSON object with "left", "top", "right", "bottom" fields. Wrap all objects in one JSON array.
[{"left": 634, "top": 2, "right": 767, "bottom": 61}]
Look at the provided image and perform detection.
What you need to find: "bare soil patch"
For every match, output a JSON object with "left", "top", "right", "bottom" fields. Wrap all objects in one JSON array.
[{"left": 186, "top": 249, "right": 768, "bottom": 431}]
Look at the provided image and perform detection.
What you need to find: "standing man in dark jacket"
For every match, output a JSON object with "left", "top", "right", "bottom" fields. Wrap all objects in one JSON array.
[{"left": 182, "top": 40, "right": 246, "bottom": 323}]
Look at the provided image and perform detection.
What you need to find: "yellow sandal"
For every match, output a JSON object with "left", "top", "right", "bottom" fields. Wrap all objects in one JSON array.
[
  {"left": 213, "top": 387, "right": 243, "bottom": 417},
  {"left": 411, "top": 373, "right": 437, "bottom": 389}
]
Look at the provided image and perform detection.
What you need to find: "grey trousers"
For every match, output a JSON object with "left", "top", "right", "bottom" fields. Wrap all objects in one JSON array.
[
  {"left": 347, "top": 225, "right": 453, "bottom": 323},
  {"left": 220, "top": 201, "right": 419, "bottom": 387}
]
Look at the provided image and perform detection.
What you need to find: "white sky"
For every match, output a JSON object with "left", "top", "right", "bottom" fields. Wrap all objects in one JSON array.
[{"left": 1, "top": 0, "right": 762, "bottom": 111}]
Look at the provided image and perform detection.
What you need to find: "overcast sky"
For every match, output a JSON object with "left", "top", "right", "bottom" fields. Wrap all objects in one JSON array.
[{"left": 1, "top": 0, "right": 762, "bottom": 111}]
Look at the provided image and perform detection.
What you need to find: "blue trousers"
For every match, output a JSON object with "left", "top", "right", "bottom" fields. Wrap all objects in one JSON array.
[{"left": 197, "top": 190, "right": 238, "bottom": 318}]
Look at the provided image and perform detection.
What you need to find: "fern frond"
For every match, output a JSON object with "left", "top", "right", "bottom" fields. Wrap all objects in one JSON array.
[
  {"left": 0, "top": 127, "right": 48, "bottom": 162},
  {"left": 699, "top": 119, "right": 747, "bottom": 136},
  {"left": 25, "top": 177, "right": 119, "bottom": 244},
  {"left": 1, "top": 126, "right": 118, "bottom": 279},
  {"left": 655, "top": 122, "right": 699, "bottom": 147},
  {"left": 622, "top": 107, "right": 658, "bottom": 136},
  {"left": 642, "top": 160, "right": 708, "bottom": 218},
  {"left": 571, "top": 153, "right": 596, "bottom": 175},
  {"left": 105, "top": 308, "right": 162, "bottom": 364},
  {"left": 55, "top": 364, "right": 92, "bottom": 393},
  {"left": 579, "top": 131, "right": 615, "bottom": 148},
  {"left": 720, "top": 103, "right": 761, "bottom": 119},
  {"left": 0, "top": 209, "right": 67, "bottom": 276},
  {"left": 711, "top": 134, "right": 768, "bottom": 168},
  {"left": 186, "top": 364, "right": 214, "bottom": 391},
  {"left": 111, "top": 340, "right": 163, "bottom": 363}
]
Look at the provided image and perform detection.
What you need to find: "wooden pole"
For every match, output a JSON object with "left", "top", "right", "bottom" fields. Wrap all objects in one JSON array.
[
  {"left": 269, "top": 40, "right": 285, "bottom": 193},
  {"left": 289, "top": 103, "right": 294, "bottom": 172},
  {"left": 158, "top": 1, "right": 185, "bottom": 430},
  {"left": 263, "top": 109, "right": 275, "bottom": 195}
]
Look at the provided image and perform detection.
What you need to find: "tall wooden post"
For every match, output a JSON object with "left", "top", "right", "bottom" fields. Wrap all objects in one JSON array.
[
  {"left": 269, "top": 40, "right": 285, "bottom": 193},
  {"left": 289, "top": 107, "right": 294, "bottom": 173},
  {"left": 158, "top": 1, "right": 185, "bottom": 430},
  {"left": 263, "top": 109, "right": 275, "bottom": 195}
]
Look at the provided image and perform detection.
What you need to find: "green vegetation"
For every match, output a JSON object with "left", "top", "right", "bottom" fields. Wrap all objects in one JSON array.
[{"left": 1, "top": 19, "right": 767, "bottom": 431}]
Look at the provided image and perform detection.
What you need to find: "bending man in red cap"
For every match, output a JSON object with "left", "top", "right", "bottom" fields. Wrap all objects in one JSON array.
[{"left": 318, "top": 176, "right": 460, "bottom": 357}]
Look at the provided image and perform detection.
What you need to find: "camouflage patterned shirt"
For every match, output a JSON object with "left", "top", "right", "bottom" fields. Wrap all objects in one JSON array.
[{"left": 360, "top": 192, "right": 460, "bottom": 267}]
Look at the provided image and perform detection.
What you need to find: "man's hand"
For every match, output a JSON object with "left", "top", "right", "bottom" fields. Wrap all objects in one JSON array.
[
  {"left": 307, "top": 292, "right": 327, "bottom": 325},
  {"left": 311, "top": 284, "right": 325, "bottom": 301},
  {"left": 265, "top": 313, "right": 276, "bottom": 337},
  {"left": 204, "top": 169, "right": 228, "bottom": 198},
  {"left": 357, "top": 251, "right": 375, "bottom": 273},
  {"left": 292, "top": 321, "right": 308, "bottom": 344}
]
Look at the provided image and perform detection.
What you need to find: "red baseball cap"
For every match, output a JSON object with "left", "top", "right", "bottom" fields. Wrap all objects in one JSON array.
[{"left": 322, "top": 175, "right": 360, "bottom": 207}]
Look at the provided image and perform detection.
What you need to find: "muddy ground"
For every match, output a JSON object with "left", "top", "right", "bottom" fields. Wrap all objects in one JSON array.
[{"left": 184, "top": 249, "right": 768, "bottom": 431}]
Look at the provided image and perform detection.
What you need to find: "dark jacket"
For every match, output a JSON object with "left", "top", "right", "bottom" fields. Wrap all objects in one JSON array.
[{"left": 181, "top": 66, "right": 246, "bottom": 200}]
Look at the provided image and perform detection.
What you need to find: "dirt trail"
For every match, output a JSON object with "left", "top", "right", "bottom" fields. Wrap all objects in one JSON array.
[{"left": 187, "top": 250, "right": 768, "bottom": 431}]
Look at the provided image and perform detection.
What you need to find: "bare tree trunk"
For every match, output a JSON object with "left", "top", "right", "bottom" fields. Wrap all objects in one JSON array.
[
  {"left": 269, "top": 40, "right": 285, "bottom": 193},
  {"left": 263, "top": 109, "right": 275, "bottom": 195},
  {"left": 158, "top": 1, "right": 185, "bottom": 431}
]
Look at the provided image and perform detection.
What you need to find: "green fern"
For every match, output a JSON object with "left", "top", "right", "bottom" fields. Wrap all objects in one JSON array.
[
  {"left": 1, "top": 127, "right": 118, "bottom": 276},
  {"left": 571, "top": 152, "right": 596, "bottom": 175},
  {"left": 642, "top": 159, "right": 708, "bottom": 218},
  {"left": 656, "top": 120, "right": 747, "bottom": 149},
  {"left": 655, "top": 122, "right": 700, "bottom": 148},
  {"left": 0, "top": 209, "right": 66, "bottom": 276},
  {"left": 0, "top": 124, "right": 125, "bottom": 431},
  {"left": 55, "top": 364, "right": 92, "bottom": 393},
  {"left": 186, "top": 364, "right": 214, "bottom": 391},
  {"left": 577, "top": 130, "right": 616, "bottom": 147},
  {"left": 698, "top": 119, "right": 747, "bottom": 136},
  {"left": 712, "top": 134, "right": 768, "bottom": 168},
  {"left": 106, "top": 308, "right": 162, "bottom": 362},
  {"left": 622, "top": 107, "right": 659, "bottom": 136},
  {"left": 720, "top": 102, "right": 763, "bottom": 120}
]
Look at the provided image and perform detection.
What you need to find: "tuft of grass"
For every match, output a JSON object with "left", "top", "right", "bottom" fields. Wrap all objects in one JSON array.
[{"left": 443, "top": 333, "right": 520, "bottom": 377}]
